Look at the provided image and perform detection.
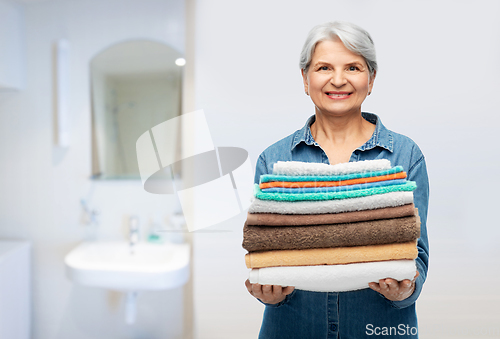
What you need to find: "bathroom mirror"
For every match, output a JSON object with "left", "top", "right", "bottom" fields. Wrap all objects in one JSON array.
[{"left": 90, "top": 40, "right": 183, "bottom": 180}]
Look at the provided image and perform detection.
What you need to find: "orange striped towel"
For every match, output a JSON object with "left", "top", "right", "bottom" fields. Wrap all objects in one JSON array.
[{"left": 259, "top": 171, "right": 407, "bottom": 189}]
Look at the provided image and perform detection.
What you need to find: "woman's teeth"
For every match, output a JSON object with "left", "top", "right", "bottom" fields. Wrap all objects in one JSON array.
[{"left": 327, "top": 93, "right": 350, "bottom": 97}]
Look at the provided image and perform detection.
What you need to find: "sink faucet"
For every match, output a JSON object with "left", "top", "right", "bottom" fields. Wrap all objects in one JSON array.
[{"left": 129, "top": 216, "right": 140, "bottom": 251}]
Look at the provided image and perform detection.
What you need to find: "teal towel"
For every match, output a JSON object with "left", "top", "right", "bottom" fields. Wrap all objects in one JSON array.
[
  {"left": 259, "top": 166, "right": 404, "bottom": 184},
  {"left": 261, "top": 179, "right": 407, "bottom": 194},
  {"left": 253, "top": 181, "right": 417, "bottom": 202}
]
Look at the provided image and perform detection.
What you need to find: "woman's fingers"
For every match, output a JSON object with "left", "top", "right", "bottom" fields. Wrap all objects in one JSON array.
[
  {"left": 245, "top": 279, "right": 252, "bottom": 293},
  {"left": 245, "top": 280, "right": 293, "bottom": 304},
  {"left": 386, "top": 279, "right": 399, "bottom": 294},
  {"left": 272, "top": 285, "right": 283, "bottom": 298},
  {"left": 367, "top": 270, "right": 419, "bottom": 301},
  {"left": 401, "top": 279, "right": 412, "bottom": 289},
  {"left": 251, "top": 283, "right": 264, "bottom": 298},
  {"left": 378, "top": 278, "right": 389, "bottom": 291},
  {"left": 368, "top": 282, "right": 380, "bottom": 292},
  {"left": 262, "top": 284, "right": 273, "bottom": 299}
]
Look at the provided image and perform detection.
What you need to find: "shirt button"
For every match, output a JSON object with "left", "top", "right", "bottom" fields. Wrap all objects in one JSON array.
[{"left": 330, "top": 323, "right": 338, "bottom": 332}]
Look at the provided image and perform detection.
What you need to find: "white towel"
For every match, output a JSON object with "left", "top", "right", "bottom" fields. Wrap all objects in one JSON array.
[
  {"left": 272, "top": 159, "right": 391, "bottom": 176},
  {"left": 248, "top": 260, "right": 416, "bottom": 292},
  {"left": 248, "top": 191, "right": 414, "bottom": 215}
]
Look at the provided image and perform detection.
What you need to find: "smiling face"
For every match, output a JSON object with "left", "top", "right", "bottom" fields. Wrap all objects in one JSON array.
[{"left": 302, "top": 38, "right": 375, "bottom": 118}]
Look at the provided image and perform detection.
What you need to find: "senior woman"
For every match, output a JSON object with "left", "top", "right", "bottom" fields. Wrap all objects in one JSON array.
[{"left": 245, "top": 21, "right": 429, "bottom": 338}]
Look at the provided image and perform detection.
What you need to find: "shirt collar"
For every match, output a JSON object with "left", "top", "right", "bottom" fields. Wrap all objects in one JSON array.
[{"left": 291, "top": 112, "right": 393, "bottom": 152}]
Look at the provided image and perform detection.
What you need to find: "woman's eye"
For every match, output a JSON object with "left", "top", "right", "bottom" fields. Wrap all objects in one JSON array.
[
  {"left": 319, "top": 66, "right": 329, "bottom": 71},
  {"left": 348, "top": 66, "right": 359, "bottom": 71}
]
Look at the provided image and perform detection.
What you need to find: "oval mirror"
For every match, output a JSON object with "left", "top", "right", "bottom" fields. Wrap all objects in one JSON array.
[{"left": 90, "top": 40, "right": 183, "bottom": 179}]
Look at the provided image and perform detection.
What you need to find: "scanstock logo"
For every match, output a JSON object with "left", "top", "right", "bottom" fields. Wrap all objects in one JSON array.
[{"left": 135, "top": 110, "right": 253, "bottom": 232}]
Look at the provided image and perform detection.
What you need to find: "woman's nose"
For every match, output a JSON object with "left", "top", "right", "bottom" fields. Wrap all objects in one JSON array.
[{"left": 330, "top": 71, "right": 347, "bottom": 87}]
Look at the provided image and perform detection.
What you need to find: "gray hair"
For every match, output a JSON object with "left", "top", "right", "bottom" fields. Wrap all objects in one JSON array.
[{"left": 299, "top": 21, "right": 377, "bottom": 79}]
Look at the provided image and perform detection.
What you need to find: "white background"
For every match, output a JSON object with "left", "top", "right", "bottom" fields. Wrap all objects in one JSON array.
[{"left": 193, "top": 1, "right": 500, "bottom": 338}]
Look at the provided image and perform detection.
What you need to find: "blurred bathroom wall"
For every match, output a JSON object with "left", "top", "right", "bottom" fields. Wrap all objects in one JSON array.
[{"left": 0, "top": 0, "right": 189, "bottom": 338}]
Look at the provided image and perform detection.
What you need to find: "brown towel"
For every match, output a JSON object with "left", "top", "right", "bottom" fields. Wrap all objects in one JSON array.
[
  {"left": 242, "top": 211, "right": 420, "bottom": 252},
  {"left": 246, "top": 203, "right": 415, "bottom": 226},
  {"left": 245, "top": 241, "right": 418, "bottom": 268}
]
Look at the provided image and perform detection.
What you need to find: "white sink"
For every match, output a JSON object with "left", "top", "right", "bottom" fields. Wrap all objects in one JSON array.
[{"left": 64, "top": 241, "right": 190, "bottom": 291}]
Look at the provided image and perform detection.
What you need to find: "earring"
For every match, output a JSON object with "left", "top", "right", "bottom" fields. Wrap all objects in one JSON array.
[
  {"left": 306, "top": 91, "right": 309, "bottom": 96},
  {"left": 368, "top": 91, "right": 371, "bottom": 95}
]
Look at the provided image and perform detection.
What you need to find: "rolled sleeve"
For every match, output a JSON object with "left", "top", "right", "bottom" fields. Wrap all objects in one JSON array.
[{"left": 254, "top": 154, "right": 268, "bottom": 185}]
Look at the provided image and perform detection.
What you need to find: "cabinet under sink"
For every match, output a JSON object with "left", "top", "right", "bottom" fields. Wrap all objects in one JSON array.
[{"left": 0, "top": 240, "right": 31, "bottom": 339}]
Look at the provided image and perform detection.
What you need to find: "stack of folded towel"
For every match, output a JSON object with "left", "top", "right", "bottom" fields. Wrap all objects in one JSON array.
[{"left": 243, "top": 159, "right": 420, "bottom": 292}]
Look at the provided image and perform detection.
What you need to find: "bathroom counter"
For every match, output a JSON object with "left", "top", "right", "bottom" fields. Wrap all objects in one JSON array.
[{"left": 0, "top": 240, "right": 31, "bottom": 339}]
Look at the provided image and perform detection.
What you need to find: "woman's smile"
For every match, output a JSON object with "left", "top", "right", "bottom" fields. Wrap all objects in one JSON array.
[{"left": 325, "top": 91, "right": 352, "bottom": 99}]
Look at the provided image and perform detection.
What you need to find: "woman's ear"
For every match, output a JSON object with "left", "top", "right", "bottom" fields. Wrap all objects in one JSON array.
[
  {"left": 368, "top": 69, "right": 376, "bottom": 93},
  {"left": 301, "top": 69, "right": 309, "bottom": 95},
  {"left": 369, "top": 70, "right": 377, "bottom": 92}
]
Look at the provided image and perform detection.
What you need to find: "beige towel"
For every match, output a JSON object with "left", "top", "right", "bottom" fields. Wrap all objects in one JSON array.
[{"left": 245, "top": 241, "right": 418, "bottom": 268}]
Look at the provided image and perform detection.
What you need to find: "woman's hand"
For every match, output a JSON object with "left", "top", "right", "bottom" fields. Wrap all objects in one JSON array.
[
  {"left": 369, "top": 271, "right": 419, "bottom": 301},
  {"left": 245, "top": 279, "right": 295, "bottom": 305}
]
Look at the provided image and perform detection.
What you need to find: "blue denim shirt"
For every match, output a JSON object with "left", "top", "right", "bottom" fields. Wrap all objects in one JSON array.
[{"left": 253, "top": 113, "right": 429, "bottom": 339}]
